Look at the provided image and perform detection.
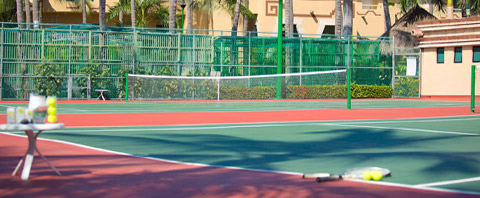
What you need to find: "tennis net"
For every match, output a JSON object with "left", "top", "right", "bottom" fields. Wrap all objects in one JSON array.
[{"left": 126, "top": 69, "right": 348, "bottom": 102}]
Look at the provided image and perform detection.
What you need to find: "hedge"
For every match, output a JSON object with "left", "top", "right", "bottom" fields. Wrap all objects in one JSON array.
[{"left": 216, "top": 84, "right": 392, "bottom": 100}]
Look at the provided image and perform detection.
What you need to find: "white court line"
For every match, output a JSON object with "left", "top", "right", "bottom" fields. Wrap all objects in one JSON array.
[
  {"left": 416, "top": 177, "right": 480, "bottom": 187},
  {"left": 321, "top": 123, "right": 479, "bottom": 136},
  {"left": 333, "top": 117, "right": 480, "bottom": 125},
  {"left": 4, "top": 123, "right": 313, "bottom": 134},
  {"left": 4, "top": 116, "right": 479, "bottom": 135},
  {"left": 1, "top": 132, "right": 479, "bottom": 196},
  {"left": 61, "top": 108, "right": 88, "bottom": 112}
]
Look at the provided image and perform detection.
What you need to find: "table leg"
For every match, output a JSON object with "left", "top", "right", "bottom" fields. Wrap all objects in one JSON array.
[
  {"left": 35, "top": 147, "right": 61, "bottom": 176},
  {"left": 20, "top": 130, "right": 36, "bottom": 180},
  {"left": 12, "top": 158, "right": 24, "bottom": 176}
]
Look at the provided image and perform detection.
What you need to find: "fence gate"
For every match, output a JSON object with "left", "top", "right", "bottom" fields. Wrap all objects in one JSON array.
[
  {"left": 0, "top": 75, "right": 90, "bottom": 100},
  {"left": 394, "top": 48, "right": 421, "bottom": 98}
]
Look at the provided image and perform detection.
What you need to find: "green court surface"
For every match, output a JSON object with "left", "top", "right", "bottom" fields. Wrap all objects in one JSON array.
[
  {"left": 8, "top": 115, "right": 480, "bottom": 194},
  {"left": 1, "top": 99, "right": 479, "bottom": 113}
]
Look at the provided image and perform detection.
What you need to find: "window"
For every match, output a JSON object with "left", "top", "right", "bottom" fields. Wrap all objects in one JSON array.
[
  {"left": 437, "top": 48, "right": 444, "bottom": 63},
  {"left": 474, "top": 46, "right": 480, "bottom": 62},
  {"left": 454, "top": 47, "right": 462, "bottom": 63}
]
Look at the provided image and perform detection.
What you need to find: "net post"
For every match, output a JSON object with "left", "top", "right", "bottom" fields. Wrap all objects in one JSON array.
[
  {"left": 347, "top": 67, "right": 351, "bottom": 110},
  {"left": 276, "top": 0, "right": 283, "bottom": 100},
  {"left": 125, "top": 73, "right": 128, "bottom": 103},
  {"left": 472, "top": 65, "right": 475, "bottom": 113}
]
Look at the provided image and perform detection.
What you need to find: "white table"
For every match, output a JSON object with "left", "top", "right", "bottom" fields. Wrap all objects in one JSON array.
[
  {"left": 0, "top": 123, "right": 65, "bottom": 180},
  {"left": 95, "top": 89, "right": 109, "bottom": 101}
]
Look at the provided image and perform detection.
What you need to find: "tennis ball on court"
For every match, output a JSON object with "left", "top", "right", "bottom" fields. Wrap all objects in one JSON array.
[
  {"left": 47, "top": 97, "right": 57, "bottom": 107},
  {"left": 362, "top": 171, "right": 372, "bottom": 180},
  {"left": 47, "top": 115, "right": 57, "bottom": 123},
  {"left": 47, "top": 107, "right": 57, "bottom": 115},
  {"left": 371, "top": 171, "right": 383, "bottom": 181}
]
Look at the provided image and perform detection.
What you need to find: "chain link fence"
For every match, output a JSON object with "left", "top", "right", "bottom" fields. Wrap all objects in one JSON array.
[{"left": 0, "top": 22, "right": 403, "bottom": 100}]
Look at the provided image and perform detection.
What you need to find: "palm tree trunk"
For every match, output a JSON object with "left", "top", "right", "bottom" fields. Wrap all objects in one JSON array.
[
  {"left": 25, "top": 0, "right": 31, "bottom": 27},
  {"left": 32, "top": 0, "right": 39, "bottom": 26},
  {"left": 335, "top": 0, "right": 343, "bottom": 35},
  {"left": 342, "top": 0, "right": 353, "bottom": 37},
  {"left": 383, "top": 0, "right": 391, "bottom": 32},
  {"left": 99, "top": 0, "right": 106, "bottom": 31},
  {"left": 39, "top": 0, "right": 43, "bottom": 23},
  {"left": 231, "top": 0, "right": 242, "bottom": 36},
  {"left": 187, "top": 0, "right": 193, "bottom": 33},
  {"left": 99, "top": 0, "right": 106, "bottom": 60},
  {"left": 231, "top": 0, "right": 242, "bottom": 68},
  {"left": 131, "top": 0, "right": 136, "bottom": 27},
  {"left": 169, "top": 0, "right": 177, "bottom": 31},
  {"left": 16, "top": 0, "right": 24, "bottom": 25},
  {"left": 82, "top": 0, "right": 87, "bottom": 23},
  {"left": 285, "top": 0, "right": 291, "bottom": 37},
  {"left": 288, "top": 0, "right": 294, "bottom": 36},
  {"left": 243, "top": 0, "right": 249, "bottom": 34}
]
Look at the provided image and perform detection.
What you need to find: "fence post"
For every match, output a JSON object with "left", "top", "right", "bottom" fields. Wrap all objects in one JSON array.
[
  {"left": 220, "top": 31, "right": 223, "bottom": 74},
  {"left": 299, "top": 36, "right": 303, "bottom": 86},
  {"left": 133, "top": 28, "right": 136, "bottom": 74},
  {"left": 125, "top": 73, "right": 128, "bottom": 102},
  {"left": 87, "top": 75, "right": 91, "bottom": 100},
  {"left": 472, "top": 65, "right": 476, "bottom": 113},
  {"left": 0, "top": 23, "right": 3, "bottom": 100},
  {"left": 68, "top": 76, "right": 72, "bottom": 99},
  {"left": 391, "top": 36, "right": 395, "bottom": 98}
]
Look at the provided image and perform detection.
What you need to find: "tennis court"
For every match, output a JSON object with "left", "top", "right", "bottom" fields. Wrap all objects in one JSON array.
[{"left": 1, "top": 98, "right": 480, "bottom": 197}]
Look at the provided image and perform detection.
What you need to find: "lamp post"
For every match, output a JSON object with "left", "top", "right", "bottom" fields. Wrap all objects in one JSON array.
[{"left": 180, "top": 0, "right": 186, "bottom": 30}]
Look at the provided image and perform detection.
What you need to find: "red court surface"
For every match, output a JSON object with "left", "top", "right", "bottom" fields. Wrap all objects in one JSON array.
[{"left": 1, "top": 102, "right": 480, "bottom": 197}]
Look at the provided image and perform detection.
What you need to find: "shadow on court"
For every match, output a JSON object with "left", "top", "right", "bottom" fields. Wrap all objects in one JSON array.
[{"left": 27, "top": 124, "right": 480, "bottom": 194}]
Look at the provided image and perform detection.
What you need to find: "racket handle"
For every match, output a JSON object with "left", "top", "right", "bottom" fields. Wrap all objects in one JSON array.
[
  {"left": 316, "top": 175, "right": 342, "bottom": 182},
  {"left": 303, "top": 173, "right": 331, "bottom": 179}
]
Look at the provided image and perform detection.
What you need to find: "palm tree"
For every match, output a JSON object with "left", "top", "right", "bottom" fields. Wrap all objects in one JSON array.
[
  {"left": 471, "top": 0, "right": 480, "bottom": 15},
  {"left": 334, "top": 0, "right": 342, "bottom": 35},
  {"left": 131, "top": 0, "right": 135, "bottom": 27},
  {"left": 191, "top": 0, "right": 255, "bottom": 32},
  {"left": 33, "top": 0, "right": 39, "bottom": 25},
  {"left": 187, "top": 0, "right": 193, "bottom": 32},
  {"left": 25, "top": 0, "right": 31, "bottom": 25},
  {"left": 285, "top": 0, "right": 294, "bottom": 37},
  {"left": 243, "top": 0, "right": 248, "bottom": 33},
  {"left": 342, "top": 0, "right": 353, "bottom": 37},
  {"left": 107, "top": 0, "right": 168, "bottom": 27},
  {"left": 82, "top": 0, "right": 87, "bottom": 23},
  {"left": 0, "top": 0, "right": 16, "bottom": 21},
  {"left": 169, "top": 0, "right": 178, "bottom": 30},
  {"left": 99, "top": 0, "right": 106, "bottom": 31},
  {"left": 399, "top": 0, "right": 445, "bottom": 14},
  {"left": 16, "top": 0, "right": 24, "bottom": 26},
  {"left": 383, "top": 0, "right": 391, "bottom": 32},
  {"left": 231, "top": 0, "right": 242, "bottom": 36}
]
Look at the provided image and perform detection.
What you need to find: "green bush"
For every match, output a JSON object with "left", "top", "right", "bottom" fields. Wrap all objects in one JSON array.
[
  {"left": 215, "top": 84, "right": 392, "bottom": 100},
  {"left": 351, "top": 84, "right": 393, "bottom": 98}
]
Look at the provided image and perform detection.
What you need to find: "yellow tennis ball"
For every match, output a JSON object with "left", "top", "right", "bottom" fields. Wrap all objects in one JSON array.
[
  {"left": 47, "top": 97, "right": 57, "bottom": 107},
  {"left": 47, "top": 107, "right": 57, "bottom": 115},
  {"left": 47, "top": 115, "right": 57, "bottom": 123},
  {"left": 362, "top": 171, "right": 372, "bottom": 180},
  {"left": 371, "top": 171, "right": 383, "bottom": 181}
]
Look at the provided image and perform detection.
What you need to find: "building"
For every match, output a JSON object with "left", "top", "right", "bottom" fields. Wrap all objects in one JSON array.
[
  {"left": 416, "top": 16, "right": 480, "bottom": 96},
  {"left": 28, "top": 0, "right": 461, "bottom": 37}
]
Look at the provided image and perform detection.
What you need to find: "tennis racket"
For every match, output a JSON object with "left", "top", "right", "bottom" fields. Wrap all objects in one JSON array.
[{"left": 303, "top": 167, "right": 391, "bottom": 182}]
